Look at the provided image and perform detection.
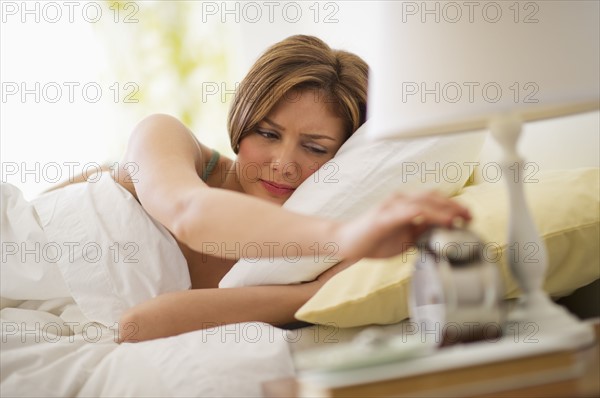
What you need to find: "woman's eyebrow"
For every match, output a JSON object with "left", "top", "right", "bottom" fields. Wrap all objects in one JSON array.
[
  {"left": 263, "top": 118, "right": 285, "bottom": 130},
  {"left": 300, "top": 133, "right": 336, "bottom": 141},
  {"left": 263, "top": 118, "right": 337, "bottom": 141}
]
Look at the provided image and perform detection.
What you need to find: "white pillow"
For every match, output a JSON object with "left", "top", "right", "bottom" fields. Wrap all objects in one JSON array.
[{"left": 219, "top": 121, "right": 485, "bottom": 288}]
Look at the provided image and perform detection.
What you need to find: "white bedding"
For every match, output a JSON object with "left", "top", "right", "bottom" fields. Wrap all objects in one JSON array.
[
  {"left": 1, "top": 297, "right": 295, "bottom": 397},
  {"left": 1, "top": 173, "right": 191, "bottom": 326},
  {"left": 0, "top": 180, "right": 296, "bottom": 397}
]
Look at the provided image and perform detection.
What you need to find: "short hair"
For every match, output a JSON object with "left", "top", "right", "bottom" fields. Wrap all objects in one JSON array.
[{"left": 227, "top": 35, "right": 368, "bottom": 154}]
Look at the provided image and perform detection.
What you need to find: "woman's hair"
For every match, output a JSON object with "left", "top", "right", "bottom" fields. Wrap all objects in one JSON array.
[{"left": 227, "top": 35, "right": 368, "bottom": 154}]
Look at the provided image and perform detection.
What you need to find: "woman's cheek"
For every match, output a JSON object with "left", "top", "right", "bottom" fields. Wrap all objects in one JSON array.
[{"left": 238, "top": 138, "right": 264, "bottom": 169}]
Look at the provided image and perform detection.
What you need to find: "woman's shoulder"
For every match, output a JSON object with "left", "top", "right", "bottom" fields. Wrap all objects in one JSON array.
[
  {"left": 112, "top": 114, "right": 241, "bottom": 195},
  {"left": 188, "top": 136, "right": 240, "bottom": 191},
  {"left": 202, "top": 151, "right": 235, "bottom": 189}
]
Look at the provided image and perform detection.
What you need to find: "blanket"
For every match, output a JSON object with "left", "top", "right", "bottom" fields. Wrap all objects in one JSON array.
[{"left": 1, "top": 179, "right": 295, "bottom": 397}]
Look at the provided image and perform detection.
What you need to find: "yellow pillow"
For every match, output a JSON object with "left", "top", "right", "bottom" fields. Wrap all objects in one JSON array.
[{"left": 295, "top": 168, "right": 600, "bottom": 327}]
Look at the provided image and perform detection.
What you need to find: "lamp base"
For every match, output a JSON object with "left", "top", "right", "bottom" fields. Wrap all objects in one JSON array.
[
  {"left": 487, "top": 112, "right": 595, "bottom": 349},
  {"left": 505, "top": 290, "right": 595, "bottom": 350}
]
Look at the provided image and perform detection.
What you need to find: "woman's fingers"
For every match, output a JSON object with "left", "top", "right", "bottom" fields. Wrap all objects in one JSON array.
[
  {"left": 382, "top": 191, "right": 470, "bottom": 230},
  {"left": 337, "top": 190, "right": 472, "bottom": 261}
]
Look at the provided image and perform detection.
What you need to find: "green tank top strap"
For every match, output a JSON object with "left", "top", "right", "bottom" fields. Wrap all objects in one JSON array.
[{"left": 201, "top": 150, "right": 220, "bottom": 182}]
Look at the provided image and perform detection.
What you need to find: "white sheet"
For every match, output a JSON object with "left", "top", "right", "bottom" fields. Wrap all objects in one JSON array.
[
  {"left": 1, "top": 181, "right": 296, "bottom": 397},
  {"left": 1, "top": 298, "right": 295, "bottom": 397},
  {"left": 2, "top": 174, "right": 191, "bottom": 326}
]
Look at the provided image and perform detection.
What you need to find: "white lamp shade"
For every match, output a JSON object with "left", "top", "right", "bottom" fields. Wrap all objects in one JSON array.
[{"left": 368, "top": 1, "right": 600, "bottom": 139}]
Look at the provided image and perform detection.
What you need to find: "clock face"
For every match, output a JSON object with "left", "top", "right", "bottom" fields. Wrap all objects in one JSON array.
[
  {"left": 410, "top": 247, "right": 506, "bottom": 346},
  {"left": 413, "top": 264, "right": 444, "bottom": 307},
  {"left": 410, "top": 252, "right": 447, "bottom": 344}
]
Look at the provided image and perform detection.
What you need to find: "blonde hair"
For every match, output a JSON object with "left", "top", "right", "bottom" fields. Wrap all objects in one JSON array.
[{"left": 227, "top": 35, "right": 368, "bottom": 154}]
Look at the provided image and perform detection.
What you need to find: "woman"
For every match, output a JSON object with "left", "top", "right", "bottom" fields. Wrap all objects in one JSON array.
[{"left": 49, "top": 35, "right": 471, "bottom": 342}]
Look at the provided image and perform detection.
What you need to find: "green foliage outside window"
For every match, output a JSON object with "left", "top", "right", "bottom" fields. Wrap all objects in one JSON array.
[{"left": 95, "top": 1, "right": 235, "bottom": 154}]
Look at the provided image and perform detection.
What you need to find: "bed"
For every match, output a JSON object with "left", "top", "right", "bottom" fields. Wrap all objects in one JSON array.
[
  {"left": 1, "top": 112, "right": 598, "bottom": 397},
  {"left": 0, "top": 179, "right": 296, "bottom": 397},
  {"left": 1, "top": 296, "right": 295, "bottom": 397}
]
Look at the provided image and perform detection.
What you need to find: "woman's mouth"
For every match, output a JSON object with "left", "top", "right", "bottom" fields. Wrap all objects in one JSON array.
[{"left": 260, "top": 179, "right": 296, "bottom": 196}]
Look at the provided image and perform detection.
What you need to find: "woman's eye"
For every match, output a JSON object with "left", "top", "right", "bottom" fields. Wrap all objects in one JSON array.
[
  {"left": 305, "top": 145, "right": 327, "bottom": 154},
  {"left": 257, "top": 129, "right": 278, "bottom": 139}
]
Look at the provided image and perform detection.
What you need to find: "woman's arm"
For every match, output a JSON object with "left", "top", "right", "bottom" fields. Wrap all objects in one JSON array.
[
  {"left": 117, "top": 258, "right": 353, "bottom": 343},
  {"left": 125, "top": 113, "right": 341, "bottom": 261},
  {"left": 124, "top": 114, "right": 470, "bottom": 263},
  {"left": 117, "top": 193, "right": 469, "bottom": 342},
  {"left": 118, "top": 282, "right": 317, "bottom": 342}
]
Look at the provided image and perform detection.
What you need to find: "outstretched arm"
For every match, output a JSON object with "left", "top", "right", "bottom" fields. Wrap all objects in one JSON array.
[
  {"left": 122, "top": 113, "right": 470, "bottom": 263},
  {"left": 117, "top": 184, "right": 469, "bottom": 344},
  {"left": 118, "top": 115, "right": 472, "bottom": 342},
  {"left": 117, "top": 259, "right": 351, "bottom": 343}
]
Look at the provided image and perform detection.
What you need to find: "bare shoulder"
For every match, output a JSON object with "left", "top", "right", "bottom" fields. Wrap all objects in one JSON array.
[
  {"left": 202, "top": 149, "right": 240, "bottom": 191},
  {"left": 111, "top": 114, "right": 240, "bottom": 198}
]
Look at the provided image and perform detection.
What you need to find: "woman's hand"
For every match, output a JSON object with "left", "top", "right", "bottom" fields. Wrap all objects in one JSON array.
[{"left": 335, "top": 191, "right": 471, "bottom": 262}]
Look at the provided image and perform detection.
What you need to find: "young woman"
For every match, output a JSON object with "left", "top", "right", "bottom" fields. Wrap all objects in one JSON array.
[
  {"left": 105, "top": 36, "right": 469, "bottom": 341},
  {"left": 47, "top": 35, "right": 471, "bottom": 342}
]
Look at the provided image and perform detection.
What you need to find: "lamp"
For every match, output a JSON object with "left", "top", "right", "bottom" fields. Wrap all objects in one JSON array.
[
  {"left": 292, "top": 2, "right": 598, "bottom": 395},
  {"left": 368, "top": 1, "right": 599, "bottom": 352}
]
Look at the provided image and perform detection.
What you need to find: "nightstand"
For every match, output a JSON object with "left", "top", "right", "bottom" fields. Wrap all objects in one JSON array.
[{"left": 263, "top": 320, "right": 600, "bottom": 398}]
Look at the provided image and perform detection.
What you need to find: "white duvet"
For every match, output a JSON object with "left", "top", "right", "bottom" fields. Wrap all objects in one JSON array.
[
  {"left": 1, "top": 178, "right": 295, "bottom": 397},
  {"left": 1, "top": 299, "right": 295, "bottom": 397}
]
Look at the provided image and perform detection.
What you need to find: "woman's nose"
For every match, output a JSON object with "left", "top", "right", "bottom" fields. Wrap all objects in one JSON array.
[{"left": 270, "top": 146, "right": 301, "bottom": 183}]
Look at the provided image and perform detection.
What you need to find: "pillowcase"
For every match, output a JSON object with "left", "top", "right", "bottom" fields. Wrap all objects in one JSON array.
[
  {"left": 219, "top": 122, "right": 485, "bottom": 288},
  {"left": 295, "top": 168, "right": 600, "bottom": 327}
]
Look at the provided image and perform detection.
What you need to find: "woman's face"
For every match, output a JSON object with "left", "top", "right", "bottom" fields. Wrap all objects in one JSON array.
[{"left": 236, "top": 89, "right": 346, "bottom": 205}]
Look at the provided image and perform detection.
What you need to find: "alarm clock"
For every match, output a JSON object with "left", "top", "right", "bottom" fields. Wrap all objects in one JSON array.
[
  {"left": 295, "top": 228, "right": 507, "bottom": 372},
  {"left": 409, "top": 227, "right": 506, "bottom": 346}
]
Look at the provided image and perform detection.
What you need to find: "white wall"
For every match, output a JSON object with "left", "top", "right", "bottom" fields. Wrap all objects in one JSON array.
[
  {"left": 232, "top": 1, "right": 381, "bottom": 82},
  {"left": 1, "top": 5, "right": 122, "bottom": 200},
  {"left": 2, "top": 1, "right": 598, "bottom": 200},
  {"left": 1, "top": 1, "right": 384, "bottom": 200},
  {"left": 232, "top": 1, "right": 599, "bottom": 180},
  {"left": 481, "top": 111, "right": 599, "bottom": 169},
  {"left": 1, "top": 1, "right": 236, "bottom": 200}
]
